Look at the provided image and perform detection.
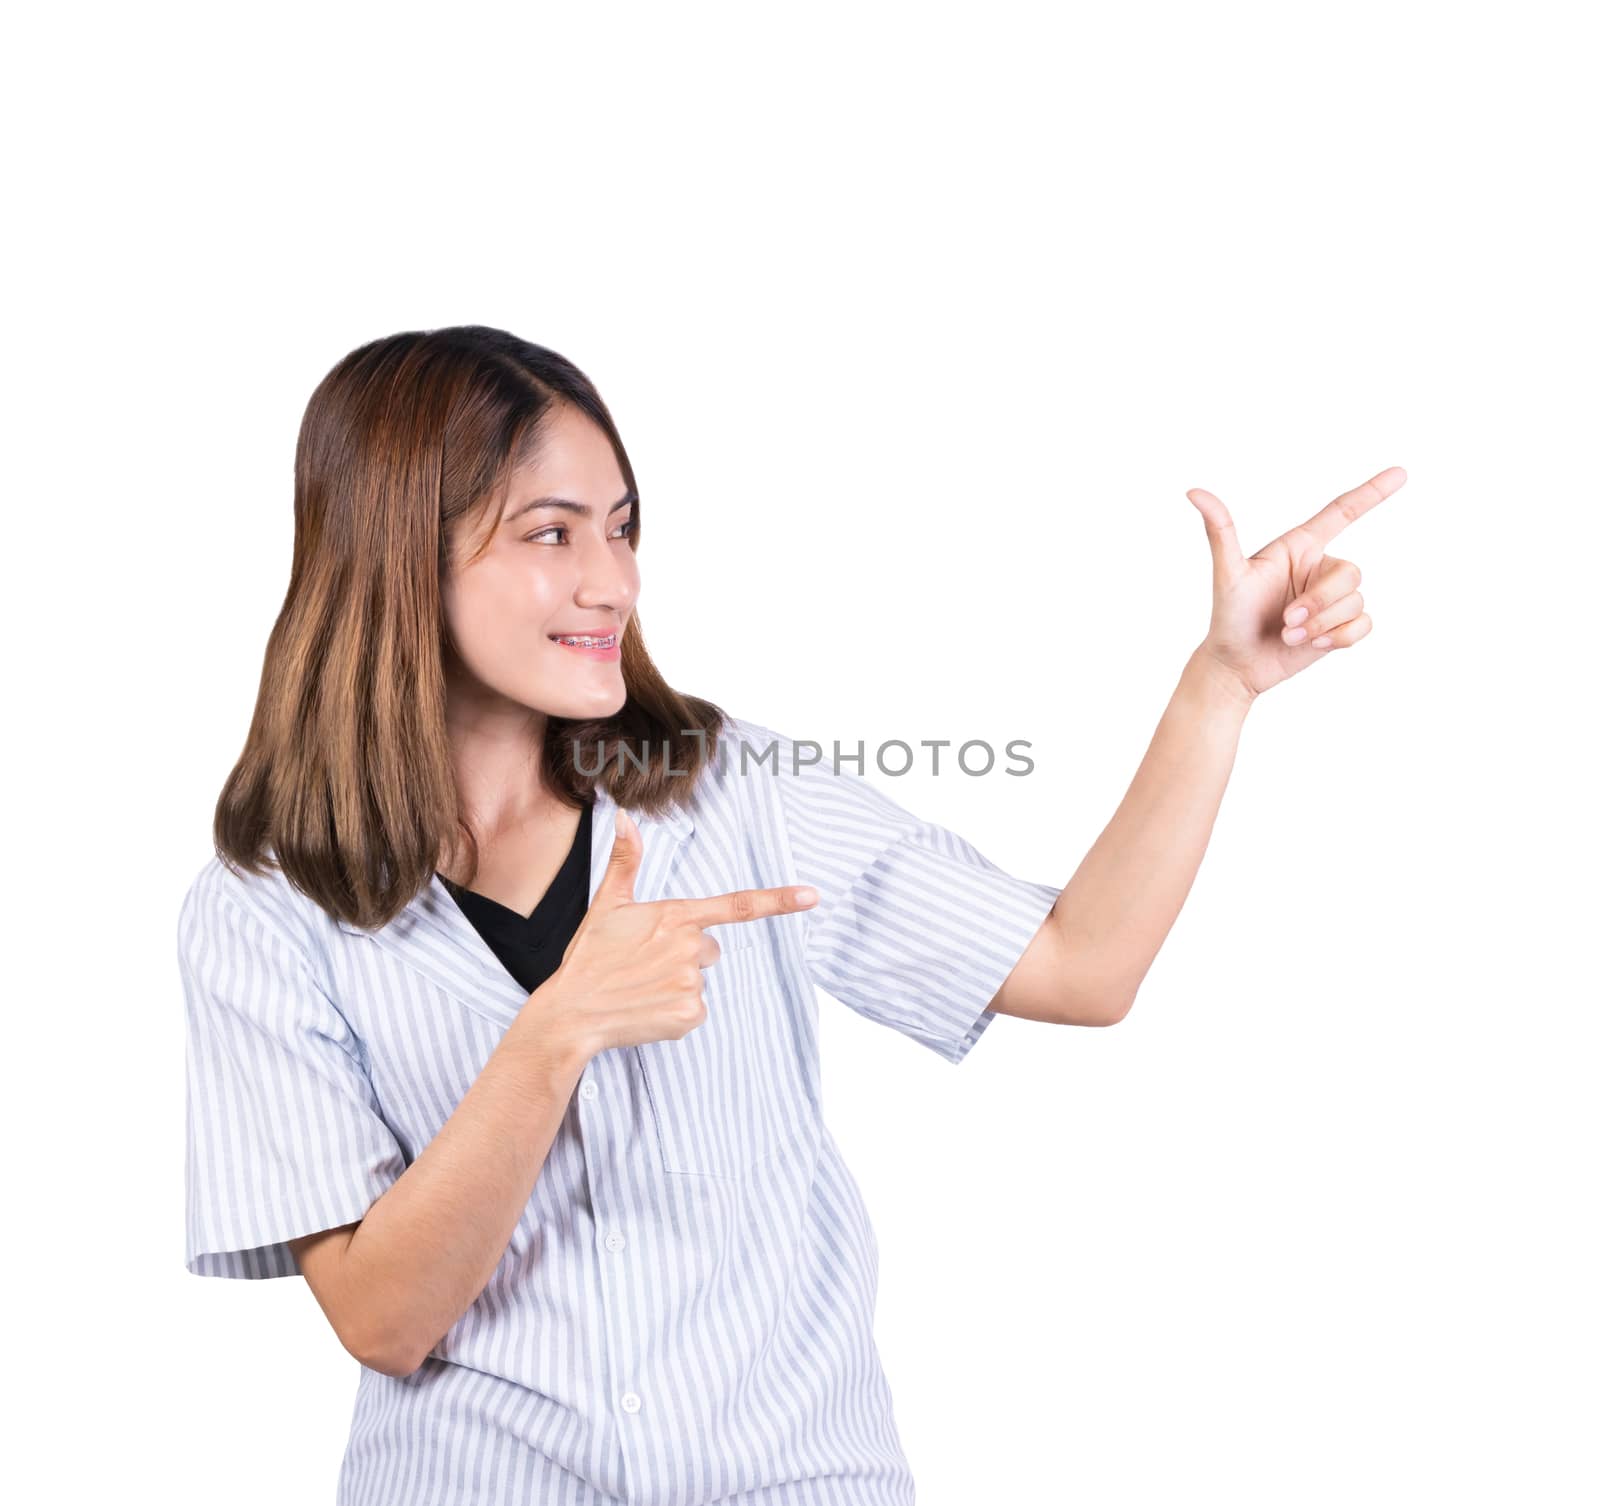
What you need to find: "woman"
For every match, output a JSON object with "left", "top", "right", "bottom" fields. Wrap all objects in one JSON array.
[{"left": 179, "top": 324, "right": 1401, "bottom": 1505}]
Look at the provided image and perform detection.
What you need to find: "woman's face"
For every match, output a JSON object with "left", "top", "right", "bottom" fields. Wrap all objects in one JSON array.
[{"left": 442, "top": 403, "right": 639, "bottom": 723}]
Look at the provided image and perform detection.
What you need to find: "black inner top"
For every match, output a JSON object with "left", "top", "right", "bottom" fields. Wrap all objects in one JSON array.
[{"left": 439, "top": 797, "right": 594, "bottom": 996}]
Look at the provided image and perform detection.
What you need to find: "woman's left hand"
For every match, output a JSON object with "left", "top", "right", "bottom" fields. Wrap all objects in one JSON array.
[{"left": 1184, "top": 465, "right": 1406, "bottom": 701}]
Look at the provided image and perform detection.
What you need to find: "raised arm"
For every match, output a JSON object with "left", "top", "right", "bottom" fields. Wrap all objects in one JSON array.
[{"left": 991, "top": 465, "right": 1404, "bottom": 1025}]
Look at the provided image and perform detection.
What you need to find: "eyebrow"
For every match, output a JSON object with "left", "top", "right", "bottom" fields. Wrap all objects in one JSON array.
[{"left": 504, "top": 487, "right": 638, "bottom": 525}]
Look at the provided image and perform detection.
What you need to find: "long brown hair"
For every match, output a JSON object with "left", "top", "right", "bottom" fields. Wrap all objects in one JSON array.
[{"left": 214, "top": 325, "right": 727, "bottom": 931}]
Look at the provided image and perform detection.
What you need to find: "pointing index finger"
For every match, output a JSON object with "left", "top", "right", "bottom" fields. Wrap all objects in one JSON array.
[
  {"left": 1297, "top": 465, "right": 1406, "bottom": 546},
  {"left": 673, "top": 885, "right": 820, "bottom": 931}
]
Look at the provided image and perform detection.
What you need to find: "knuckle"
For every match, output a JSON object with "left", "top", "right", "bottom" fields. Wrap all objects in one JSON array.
[
  {"left": 677, "top": 993, "right": 707, "bottom": 1033},
  {"left": 728, "top": 890, "right": 757, "bottom": 923},
  {"left": 647, "top": 917, "right": 675, "bottom": 952}
]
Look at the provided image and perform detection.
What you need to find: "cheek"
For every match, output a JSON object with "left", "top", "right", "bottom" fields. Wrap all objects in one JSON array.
[{"left": 443, "top": 557, "right": 564, "bottom": 667}]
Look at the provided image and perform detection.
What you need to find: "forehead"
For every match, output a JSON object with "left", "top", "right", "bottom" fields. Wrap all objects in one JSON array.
[
  {"left": 451, "top": 406, "right": 626, "bottom": 563},
  {"left": 508, "top": 403, "right": 621, "bottom": 492}
]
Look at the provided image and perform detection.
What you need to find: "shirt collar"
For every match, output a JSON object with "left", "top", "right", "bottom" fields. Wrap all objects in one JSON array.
[{"left": 331, "top": 784, "right": 698, "bottom": 1033}]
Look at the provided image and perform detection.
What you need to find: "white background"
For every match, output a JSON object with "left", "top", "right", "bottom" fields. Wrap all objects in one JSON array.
[{"left": 8, "top": 2, "right": 1595, "bottom": 1502}]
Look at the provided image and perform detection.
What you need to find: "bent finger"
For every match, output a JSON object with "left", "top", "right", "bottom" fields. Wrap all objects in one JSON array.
[
  {"left": 1283, "top": 558, "right": 1361, "bottom": 627},
  {"left": 1309, "top": 611, "right": 1373, "bottom": 650},
  {"left": 1286, "top": 590, "right": 1363, "bottom": 644}
]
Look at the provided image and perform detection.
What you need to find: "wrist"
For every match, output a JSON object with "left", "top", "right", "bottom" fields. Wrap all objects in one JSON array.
[
  {"left": 508, "top": 983, "right": 595, "bottom": 1083},
  {"left": 1182, "top": 647, "right": 1257, "bottom": 720}
]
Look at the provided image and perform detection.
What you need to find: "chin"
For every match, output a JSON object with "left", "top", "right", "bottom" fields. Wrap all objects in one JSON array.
[{"left": 528, "top": 678, "right": 627, "bottom": 721}]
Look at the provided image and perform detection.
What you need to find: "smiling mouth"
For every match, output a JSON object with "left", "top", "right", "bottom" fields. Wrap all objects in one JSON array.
[{"left": 548, "top": 632, "right": 618, "bottom": 649}]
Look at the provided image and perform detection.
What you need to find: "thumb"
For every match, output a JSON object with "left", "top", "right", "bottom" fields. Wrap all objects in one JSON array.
[
  {"left": 593, "top": 805, "right": 642, "bottom": 907},
  {"left": 1186, "top": 487, "right": 1245, "bottom": 593}
]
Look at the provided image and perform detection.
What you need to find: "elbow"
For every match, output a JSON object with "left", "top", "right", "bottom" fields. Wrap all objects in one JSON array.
[
  {"left": 1050, "top": 980, "right": 1136, "bottom": 1028},
  {"left": 1096, "top": 981, "right": 1140, "bottom": 1026},
  {"left": 1050, "top": 928, "right": 1141, "bottom": 1027},
  {"left": 1099, "top": 958, "right": 1155, "bottom": 1025},
  {"left": 1051, "top": 991, "right": 1133, "bottom": 1028},
  {"left": 347, "top": 1321, "right": 427, "bottom": 1380},
  {"left": 362, "top": 1347, "right": 425, "bottom": 1381}
]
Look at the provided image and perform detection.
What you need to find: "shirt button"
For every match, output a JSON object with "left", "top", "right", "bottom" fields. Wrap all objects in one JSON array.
[
  {"left": 620, "top": 1391, "right": 642, "bottom": 1413},
  {"left": 579, "top": 1081, "right": 598, "bottom": 1101},
  {"left": 604, "top": 1230, "right": 627, "bottom": 1252}
]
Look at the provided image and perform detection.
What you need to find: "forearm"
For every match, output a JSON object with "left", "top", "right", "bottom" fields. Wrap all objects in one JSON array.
[
  {"left": 1055, "top": 646, "right": 1253, "bottom": 1011},
  {"left": 337, "top": 999, "right": 589, "bottom": 1376}
]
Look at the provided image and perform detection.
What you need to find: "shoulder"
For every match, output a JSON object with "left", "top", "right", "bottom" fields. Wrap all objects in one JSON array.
[
  {"left": 710, "top": 714, "right": 874, "bottom": 786},
  {"left": 710, "top": 711, "right": 782, "bottom": 762},
  {"left": 707, "top": 713, "right": 822, "bottom": 790},
  {"left": 698, "top": 712, "right": 824, "bottom": 820},
  {"left": 699, "top": 713, "right": 916, "bottom": 869},
  {"left": 711, "top": 713, "right": 908, "bottom": 820},
  {"left": 177, "top": 852, "right": 338, "bottom": 974}
]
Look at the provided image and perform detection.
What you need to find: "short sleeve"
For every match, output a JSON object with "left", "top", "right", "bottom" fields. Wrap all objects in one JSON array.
[
  {"left": 746, "top": 720, "right": 1064, "bottom": 1065},
  {"left": 179, "top": 865, "right": 408, "bottom": 1279}
]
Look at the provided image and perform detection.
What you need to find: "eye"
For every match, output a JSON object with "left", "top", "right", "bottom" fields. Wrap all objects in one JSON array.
[{"left": 524, "top": 517, "right": 637, "bottom": 545}]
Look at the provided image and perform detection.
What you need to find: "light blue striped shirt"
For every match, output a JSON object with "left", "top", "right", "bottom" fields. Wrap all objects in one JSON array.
[{"left": 180, "top": 713, "right": 1062, "bottom": 1505}]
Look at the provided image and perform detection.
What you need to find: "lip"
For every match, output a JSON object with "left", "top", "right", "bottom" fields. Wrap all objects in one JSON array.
[{"left": 547, "top": 627, "right": 622, "bottom": 662}]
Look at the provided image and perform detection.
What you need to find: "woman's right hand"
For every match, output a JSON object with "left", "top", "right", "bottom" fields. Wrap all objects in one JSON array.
[{"left": 528, "top": 806, "right": 818, "bottom": 1062}]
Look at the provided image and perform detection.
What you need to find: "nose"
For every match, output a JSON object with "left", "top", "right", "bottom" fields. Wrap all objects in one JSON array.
[{"left": 571, "top": 527, "right": 638, "bottom": 618}]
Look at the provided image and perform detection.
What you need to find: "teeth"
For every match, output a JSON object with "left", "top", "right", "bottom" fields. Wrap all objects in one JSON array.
[{"left": 556, "top": 634, "right": 615, "bottom": 648}]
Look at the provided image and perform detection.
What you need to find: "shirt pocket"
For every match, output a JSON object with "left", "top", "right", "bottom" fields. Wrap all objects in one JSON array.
[{"left": 634, "top": 929, "right": 801, "bottom": 1179}]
